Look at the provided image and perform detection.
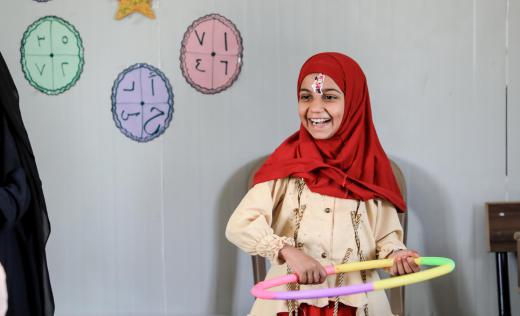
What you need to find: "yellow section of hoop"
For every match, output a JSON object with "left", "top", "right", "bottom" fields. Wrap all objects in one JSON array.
[{"left": 334, "top": 257, "right": 455, "bottom": 291}]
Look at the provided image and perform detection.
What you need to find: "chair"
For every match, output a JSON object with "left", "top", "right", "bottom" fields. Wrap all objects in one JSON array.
[{"left": 248, "top": 157, "right": 408, "bottom": 316}]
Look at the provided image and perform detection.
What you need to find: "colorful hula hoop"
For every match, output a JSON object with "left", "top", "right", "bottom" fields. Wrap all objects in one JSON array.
[{"left": 251, "top": 257, "right": 455, "bottom": 300}]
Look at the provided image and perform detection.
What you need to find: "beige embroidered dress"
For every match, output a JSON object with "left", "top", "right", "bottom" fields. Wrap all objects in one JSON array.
[{"left": 226, "top": 177, "right": 407, "bottom": 316}]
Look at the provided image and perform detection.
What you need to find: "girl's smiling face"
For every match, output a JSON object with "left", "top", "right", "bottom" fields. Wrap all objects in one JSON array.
[{"left": 298, "top": 73, "right": 345, "bottom": 140}]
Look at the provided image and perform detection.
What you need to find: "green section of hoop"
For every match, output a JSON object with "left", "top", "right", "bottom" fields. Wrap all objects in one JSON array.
[{"left": 418, "top": 257, "right": 456, "bottom": 268}]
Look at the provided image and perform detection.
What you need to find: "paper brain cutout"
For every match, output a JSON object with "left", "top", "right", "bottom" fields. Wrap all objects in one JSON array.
[
  {"left": 180, "top": 13, "right": 243, "bottom": 94},
  {"left": 111, "top": 63, "right": 174, "bottom": 142},
  {"left": 20, "top": 16, "right": 84, "bottom": 95}
]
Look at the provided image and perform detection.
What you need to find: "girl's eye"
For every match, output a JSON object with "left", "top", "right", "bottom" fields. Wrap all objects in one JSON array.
[
  {"left": 300, "top": 94, "right": 311, "bottom": 101},
  {"left": 323, "top": 94, "right": 338, "bottom": 101}
]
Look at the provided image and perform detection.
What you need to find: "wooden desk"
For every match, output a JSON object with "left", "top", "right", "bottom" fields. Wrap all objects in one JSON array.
[{"left": 486, "top": 202, "right": 520, "bottom": 316}]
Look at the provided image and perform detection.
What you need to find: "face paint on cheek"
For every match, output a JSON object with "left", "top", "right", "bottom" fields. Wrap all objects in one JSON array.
[{"left": 311, "top": 73, "right": 325, "bottom": 95}]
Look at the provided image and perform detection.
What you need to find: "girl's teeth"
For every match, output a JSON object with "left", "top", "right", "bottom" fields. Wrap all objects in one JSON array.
[{"left": 310, "top": 118, "right": 330, "bottom": 125}]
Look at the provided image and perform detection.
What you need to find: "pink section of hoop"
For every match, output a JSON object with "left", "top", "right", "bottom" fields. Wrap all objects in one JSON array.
[{"left": 250, "top": 265, "right": 337, "bottom": 299}]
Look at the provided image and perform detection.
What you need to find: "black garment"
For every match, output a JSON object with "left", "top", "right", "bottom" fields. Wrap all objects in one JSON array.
[{"left": 0, "top": 52, "right": 54, "bottom": 315}]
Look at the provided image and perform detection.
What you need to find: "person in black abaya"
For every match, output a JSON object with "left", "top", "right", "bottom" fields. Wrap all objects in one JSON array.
[{"left": 0, "top": 52, "right": 54, "bottom": 316}]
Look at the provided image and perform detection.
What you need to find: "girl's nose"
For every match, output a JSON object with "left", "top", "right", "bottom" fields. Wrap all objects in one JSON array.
[{"left": 308, "top": 98, "right": 324, "bottom": 112}]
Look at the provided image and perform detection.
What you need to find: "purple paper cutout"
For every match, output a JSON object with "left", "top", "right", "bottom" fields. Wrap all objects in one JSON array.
[{"left": 111, "top": 63, "right": 174, "bottom": 142}]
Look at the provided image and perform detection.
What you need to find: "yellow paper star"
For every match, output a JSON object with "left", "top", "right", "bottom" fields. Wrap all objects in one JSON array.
[{"left": 115, "top": 0, "right": 156, "bottom": 20}]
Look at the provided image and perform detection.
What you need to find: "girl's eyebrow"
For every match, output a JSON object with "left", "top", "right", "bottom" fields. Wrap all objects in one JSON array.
[
  {"left": 322, "top": 88, "right": 342, "bottom": 94},
  {"left": 299, "top": 88, "right": 342, "bottom": 94}
]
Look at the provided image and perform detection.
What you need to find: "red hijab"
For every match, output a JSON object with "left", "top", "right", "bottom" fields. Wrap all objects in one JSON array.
[{"left": 253, "top": 52, "right": 406, "bottom": 212}]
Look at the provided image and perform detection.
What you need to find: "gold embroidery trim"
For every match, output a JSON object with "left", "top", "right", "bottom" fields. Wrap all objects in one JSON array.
[
  {"left": 287, "top": 178, "right": 307, "bottom": 316},
  {"left": 351, "top": 201, "right": 369, "bottom": 316}
]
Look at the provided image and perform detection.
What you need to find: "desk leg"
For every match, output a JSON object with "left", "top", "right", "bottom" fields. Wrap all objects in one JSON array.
[
  {"left": 514, "top": 232, "right": 520, "bottom": 290},
  {"left": 496, "top": 252, "right": 511, "bottom": 316}
]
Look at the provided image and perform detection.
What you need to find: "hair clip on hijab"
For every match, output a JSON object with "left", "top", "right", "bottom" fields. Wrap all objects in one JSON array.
[{"left": 311, "top": 73, "right": 325, "bottom": 95}]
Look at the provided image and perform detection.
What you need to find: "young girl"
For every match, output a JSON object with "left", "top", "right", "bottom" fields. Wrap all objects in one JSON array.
[{"left": 226, "top": 52, "right": 419, "bottom": 316}]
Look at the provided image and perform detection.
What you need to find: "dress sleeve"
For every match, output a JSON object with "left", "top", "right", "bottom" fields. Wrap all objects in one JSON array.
[
  {"left": 370, "top": 199, "right": 407, "bottom": 259},
  {"left": 0, "top": 117, "right": 31, "bottom": 227},
  {"left": 225, "top": 178, "right": 295, "bottom": 264}
]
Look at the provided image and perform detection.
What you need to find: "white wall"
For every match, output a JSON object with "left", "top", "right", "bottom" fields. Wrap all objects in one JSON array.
[{"left": 0, "top": 0, "right": 519, "bottom": 315}]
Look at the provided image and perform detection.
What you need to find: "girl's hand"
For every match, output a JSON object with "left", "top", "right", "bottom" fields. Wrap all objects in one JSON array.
[
  {"left": 279, "top": 245, "right": 327, "bottom": 284},
  {"left": 388, "top": 249, "right": 420, "bottom": 276}
]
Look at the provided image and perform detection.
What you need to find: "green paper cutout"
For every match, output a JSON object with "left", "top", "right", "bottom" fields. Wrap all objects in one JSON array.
[{"left": 20, "top": 16, "right": 84, "bottom": 95}]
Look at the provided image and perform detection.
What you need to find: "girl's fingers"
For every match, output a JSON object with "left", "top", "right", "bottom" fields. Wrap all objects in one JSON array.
[
  {"left": 390, "top": 250, "right": 422, "bottom": 275},
  {"left": 298, "top": 272, "right": 307, "bottom": 284},
  {"left": 394, "top": 255, "right": 421, "bottom": 275},
  {"left": 313, "top": 269, "right": 321, "bottom": 284},
  {"left": 308, "top": 270, "right": 316, "bottom": 284},
  {"left": 307, "top": 272, "right": 314, "bottom": 284},
  {"left": 306, "top": 271, "right": 313, "bottom": 284},
  {"left": 319, "top": 268, "right": 327, "bottom": 283},
  {"left": 396, "top": 257, "right": 405, "bottom": 275},
  {"left": 408, "top": 258, "right": 421, "bottom": 272},
  {"left": 401, "top": 257, "right": 414, "bottom": 274}
]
